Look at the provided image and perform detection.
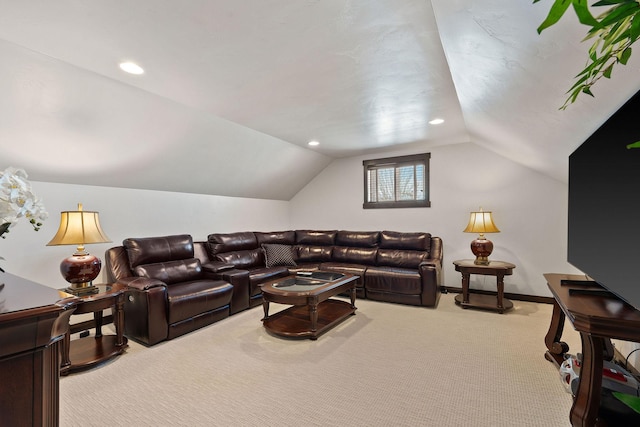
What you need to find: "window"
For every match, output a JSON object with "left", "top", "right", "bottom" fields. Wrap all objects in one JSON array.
[{"left": 363, "top": 153, "right": 431, "bottom": 209}]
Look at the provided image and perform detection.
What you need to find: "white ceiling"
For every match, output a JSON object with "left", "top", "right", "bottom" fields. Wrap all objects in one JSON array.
[{"left": 1, "top": 1, "right": 639, "bottom": 200}]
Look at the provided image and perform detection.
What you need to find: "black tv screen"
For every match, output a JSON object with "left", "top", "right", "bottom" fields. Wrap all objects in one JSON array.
[{"left": 568, "top": 90, "right": 640, "bottom": 310}]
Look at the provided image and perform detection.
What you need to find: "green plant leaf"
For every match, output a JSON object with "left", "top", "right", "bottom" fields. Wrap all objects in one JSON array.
[
  {"left": 582, "top": 86, "right": 595, "bottom": 96},
  {"left": 601, "top": 18, "right": 631, "bottom": 50},
  {"left": 537, "top": 0, "right": 573, "bottom": 33},
  {"left": 598, "top": 3, "right": 640, "bottom": 27},
  {"left": 620, "top": 46, "right": 633, "bottom": 63},
  {"left": 568, "top": 73, "right": 591, "bottom": 90},
  {"left": 602, "top": 62, "right": 615, "bottom": 77},
  {"left": 626, "top": 140, "right": 640, "bottom": 149},
  {"left": 572, "top": 0, "right": 602, "bottom": 27},
  {"left": 594, "top": 1, "right": 635, "bottom": 6},
  {"left": 630, "top": 12, "right": 640, "bottom": 42}
]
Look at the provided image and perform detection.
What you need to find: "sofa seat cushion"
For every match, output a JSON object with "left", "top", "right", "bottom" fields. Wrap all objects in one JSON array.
[
  {"left": 248, "top": 267, "right": 289, "bottom": 296},
  {"left": 166, "top": 279, "right": 233, "bottom": 324},
  {"left": 318, "top": 263, "right": 366, "bottom": 287},
  {"left": 365, "top": 267, "right": 422, "bottom": 295}
]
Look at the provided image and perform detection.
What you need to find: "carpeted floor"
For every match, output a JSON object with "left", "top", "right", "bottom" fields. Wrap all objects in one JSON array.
[{"left": 60, "top": 292, "right": 580, "bottom": 426}]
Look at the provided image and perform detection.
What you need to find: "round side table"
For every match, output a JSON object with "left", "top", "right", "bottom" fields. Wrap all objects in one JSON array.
[{"left": 60, "top": 284, "right": 128, "bottom": 375}]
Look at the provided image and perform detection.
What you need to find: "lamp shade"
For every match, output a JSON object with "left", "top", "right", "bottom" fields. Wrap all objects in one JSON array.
[
  {"left": 47, "top": 203, "right": 111, "bottom": 295},
  {"left": 463, "top": 210, "right": 500, "bottom": 234},
  {"left": 47, "top": 203, "right": 111, "bottom": 249}
]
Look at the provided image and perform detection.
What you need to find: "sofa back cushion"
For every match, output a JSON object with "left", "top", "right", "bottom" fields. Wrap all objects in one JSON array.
[
  {"left": 335, "top": 231, "right": 379, "bottom": 248},
  {"left": 379, "top": 231, "right": 431, "bottom": 253},
  {"left": 207, "top": 232, "right": 258, "bottom": 256},
  {"left": 255, "top": 231, "right": 295, "bottom": 246},
  {"left": 376, "top": 249, "right": 428, "bottom": 269},
  {"left": 332, "top": 247, "right": 377, "bottom": 265},
  {"left": 134, "top": 258, "right": 202, "bottom": 285},
  {"left": 216, "top": 249, "right": 264, "bottom": 269},
  {"left": 124, "top": 234, "right": 195, "bottom": 268},
  {"left": 295, "top": 246, "right": 333, "bottom": 263},
  {"left": 295, "top": 230, "right": 337, "bottom": 246}
]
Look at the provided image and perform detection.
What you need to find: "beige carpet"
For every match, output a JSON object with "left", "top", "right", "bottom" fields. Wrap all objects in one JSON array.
[{"left": 60, "top": 293, "right": 580, "bottom": 426}]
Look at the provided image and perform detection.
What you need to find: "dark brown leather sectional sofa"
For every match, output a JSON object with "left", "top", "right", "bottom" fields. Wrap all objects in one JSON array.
[{"left": 105, "top": 230, "right": 443, "bottom": 346}]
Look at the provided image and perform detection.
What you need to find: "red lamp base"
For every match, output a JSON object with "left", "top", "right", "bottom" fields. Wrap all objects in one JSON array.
[
  {"left": 60, "top": 253, "right": 101, "bottom": 295},
  {"left": 470, "top": 237, "right": 493, "bottom": 265}
]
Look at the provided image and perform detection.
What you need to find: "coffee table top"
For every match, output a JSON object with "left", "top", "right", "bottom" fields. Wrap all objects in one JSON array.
[{"left": 262, "top": 272, "right": 357, "bottom": 297}]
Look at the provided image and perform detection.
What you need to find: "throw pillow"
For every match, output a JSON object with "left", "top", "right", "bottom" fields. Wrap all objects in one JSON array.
[{"left": 262, "top": 244, "right": 297, "bottom": 268}]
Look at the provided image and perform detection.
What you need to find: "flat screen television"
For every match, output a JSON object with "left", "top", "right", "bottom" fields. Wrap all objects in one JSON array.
[{"left": 568, "top": 89, "right": 640, "bottom": 311}]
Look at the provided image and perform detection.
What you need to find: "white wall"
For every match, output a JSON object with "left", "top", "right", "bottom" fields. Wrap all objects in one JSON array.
[
  {"left": 2, "top": 181, "right": 290, "bottom": 289},
  {"left": 290, "top": 142, "right": 581, "bottom": 297}
]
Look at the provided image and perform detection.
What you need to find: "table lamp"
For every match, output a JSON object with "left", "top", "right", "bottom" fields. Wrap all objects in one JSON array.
[
  {"left": 463, "top": 207, "right": 500, "bottom": 265},
  {"left": 47, "top": 203, "right": 111, "bottom": 295}
]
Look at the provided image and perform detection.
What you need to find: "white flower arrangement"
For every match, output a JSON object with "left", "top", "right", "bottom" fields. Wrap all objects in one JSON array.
[{"left": 0, "top": 167, "right": 48, "bottom": 239}]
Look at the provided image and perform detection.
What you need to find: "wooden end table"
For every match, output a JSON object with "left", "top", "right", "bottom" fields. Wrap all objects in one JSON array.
[
  {"left": 60, "top": 283, "right": 128, "bottom": 375},
  {"left": 453, "top": 259, "right": 515, "bottom": 313}
]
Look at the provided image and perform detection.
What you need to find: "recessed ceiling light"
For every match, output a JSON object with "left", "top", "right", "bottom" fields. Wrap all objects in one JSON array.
[
  {"left": 429, "top": 118, "right": 444, "bottom": 125},
  {"left": 308, "top": 140, "right": 320, "bottom": 146},
  {"left": 119, "top": 62, "right": 144, "bottom": 75}
]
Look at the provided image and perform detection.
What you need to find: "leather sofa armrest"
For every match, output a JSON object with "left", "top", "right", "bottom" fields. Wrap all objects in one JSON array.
[
  {"left": 115, "top": 276, "right": 168, "bottom": 345},
  {"left": 201, "top": 261, "right": 236, "bottom": 273},
  {"left": 419, "top": 259, "right": 443, "bottom": 307},
  {"left": 419, "top": 259, "right": 440, "bottom": 269},
  {"left": 202, "top": 268, "right": 250, "bottom": 315},
  {"left": 117, "top": 276, "right": 167, "bottom": 291},
  {"left": 419, "top": 260, "right": 442, "bottom": 283}
]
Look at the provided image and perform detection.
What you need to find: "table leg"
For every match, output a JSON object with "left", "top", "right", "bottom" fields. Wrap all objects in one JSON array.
[
  {"left": 115, "top": 293, "right": 126, "bottom": 348},
  {"left": 544, "top": 300, "right": 569, "bottom": 366},
  {"left": 461, "top": 272, "right": 470, "bottom": 304},
  {"left": 496, "top": 273, "right": 505, "bottom": 313},
  {"left": 262, "top": 299, "right": 269, "bottom": 321},
  {"left": 349, "top": 286, "right": 356, "bottom": 311},
  {"left": 94, "top": 310, "right": 103, "bottom": 338},
  {"left": 571, "top": 332, "right": 605, "bottom": 427},
  {"left": 60, "top": 331, "right": 71, "bottom": 374},
  {"left": 310, "top": 298, "right": 319, "bottom": 339}
]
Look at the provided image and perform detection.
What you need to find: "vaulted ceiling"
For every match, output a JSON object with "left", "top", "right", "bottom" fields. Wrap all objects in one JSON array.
[{"left": 1, "top": 1, "right": 639, "bottom": 200}]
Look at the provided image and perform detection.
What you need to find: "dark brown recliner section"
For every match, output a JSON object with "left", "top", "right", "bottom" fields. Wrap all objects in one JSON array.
[
  {"left": 104, "top": 234, "right": 234, "bottom": 346},
  {"left": 205, "top": 231, "right": 290, "bottom": 311}
]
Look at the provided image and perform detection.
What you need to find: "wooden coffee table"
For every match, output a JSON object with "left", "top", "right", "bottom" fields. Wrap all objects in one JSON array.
[{"left": 261, "top": 272, "right": 358, "bottom": 340}]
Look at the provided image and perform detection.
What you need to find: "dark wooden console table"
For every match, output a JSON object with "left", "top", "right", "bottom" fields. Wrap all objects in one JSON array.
[
  {"left": 544, "top": 273, "right": 640, "bottom": 426},
  {"left": 0, "top": 273, "right": 77, "bottom": 426}
]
